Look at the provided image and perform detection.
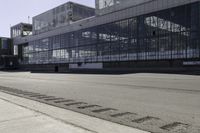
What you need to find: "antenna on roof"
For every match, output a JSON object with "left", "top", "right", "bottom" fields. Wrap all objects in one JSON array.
[{"left": 28, "top": 16, "right": 30, "bottom": 24}]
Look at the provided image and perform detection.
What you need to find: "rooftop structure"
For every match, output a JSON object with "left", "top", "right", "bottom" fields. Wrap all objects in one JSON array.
[
  {"left": 33, "top": 1, "right": 95, "bottom": 35},
  {"left": 95, "top": 0, "right": 153, "bottom": 15},
  {"left": 11, "top": 23, "right": 32, "bottom": 38}
]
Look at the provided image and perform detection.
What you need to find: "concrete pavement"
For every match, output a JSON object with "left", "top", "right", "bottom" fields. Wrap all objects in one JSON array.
[
  {"left": 0, "top": 72, "right": 200, "bottom": 132},
  {"left": 0, "top": 99, "right": 92, "bottom": 133},
  {"left": 0, "top": 91, "right": 148, "bottom": 133}
]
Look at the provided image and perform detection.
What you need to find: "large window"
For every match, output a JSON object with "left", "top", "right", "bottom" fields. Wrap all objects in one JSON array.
[
  {"left": 98, "top": 0, "right": 115, "bottom": 9},
  {"left": 24, "top": 2, "right": 200, "bottom": 64},
  {"left": 33, "top": 2, "right": 95, "bottom": 35}
]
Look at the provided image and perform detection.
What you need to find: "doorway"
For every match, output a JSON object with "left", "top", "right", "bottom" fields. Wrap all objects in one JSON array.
[{"left": 55, "top": 66, "right": 59, "bottom": 72}]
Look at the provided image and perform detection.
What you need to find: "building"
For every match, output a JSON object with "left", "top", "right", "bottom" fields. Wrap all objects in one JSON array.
[
  {"left": 0, "top": 37, "right": 17, "bottom": 69},
  {"left": 11, "top": 23, "right": 32, "bottom": 38},
  {"left": 32, "top": 1, "right": 95, "bottom": 35},
  {"left": 12, "top": 0, "right": 200, "bottom": 72}
]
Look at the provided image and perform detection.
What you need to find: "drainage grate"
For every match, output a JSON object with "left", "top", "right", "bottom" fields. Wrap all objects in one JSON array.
[
  {"left": 132, "top": 116, "right": 160, "bottom": 123},
  {"left": 161, "top": 122, "right": 189, "bottom": 132},
  {"left": 29, "top": 94, "right": 46, "bottom": 97},
  {"left": 37, "top": 96, "right": 55, "bottom": 99},
  {"left": 24, "top": 93, "right": 40, "bottom": 96},
  {"left": 21, "top": 92, "right": 40, "bottom": 96},
  {"left": 0, "top": 86, "right": 196, "bottom": 133},
  {"left": 65, "top": 102, "right": 86, "bottom": 106},
  {"left": 92, "top": 108, "right": 117, "bottom": 113},
  {"left": 78, "top": 105, "right": 101, "bottom": 109},
  {"left": 110, "top": 112, "right": 135, "bottom": 118},
  {"left": 54, "top": 99, "right": 74, "bottom": 103},
  {"left": 44, "top": 98, "right": 64, "bottom": 101}
]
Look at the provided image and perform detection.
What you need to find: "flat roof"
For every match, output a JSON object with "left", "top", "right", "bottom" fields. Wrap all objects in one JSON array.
[
  {"left": 33, "top": 1, "right": 95, "bottom": 19},
  {"left": 11, "top": 23, "right": 32, "bottom": 28}
]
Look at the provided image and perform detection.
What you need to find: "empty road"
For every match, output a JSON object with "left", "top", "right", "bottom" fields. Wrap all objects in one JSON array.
[{"left": 0, "top": 72, "right": 199, "bottom": 132}]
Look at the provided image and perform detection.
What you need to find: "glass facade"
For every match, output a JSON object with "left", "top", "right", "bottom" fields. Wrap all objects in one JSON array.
[
  {"left": 98, "top": 0, "right": 115, "bottom": 9},
  {"left": 33, "top": 2, "right": 95, "bottom": 35},
  {"left": 23, "top": 3, "right": 200, "bottom": 65},
  {"left": 96, "top": 0, "right": 151, "bottom": 9},
  {"left": 11, "top": 23, "right": 32, "bottom": 38}
]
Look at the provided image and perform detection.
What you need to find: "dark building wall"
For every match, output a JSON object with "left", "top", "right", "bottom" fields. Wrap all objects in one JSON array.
[
  {"left": 20, "top": 63, "right": 69, "bottom": 72},
  {"left": 0, "top": 38, "right": 13, "bottom": 56},
  {"left": 0, "top": 37, "right": 18, "bottom": 69}
]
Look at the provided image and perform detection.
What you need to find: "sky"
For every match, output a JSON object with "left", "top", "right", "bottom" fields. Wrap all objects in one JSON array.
[{"left": 0, "top": 0, "right": 95, "bottom": 37}]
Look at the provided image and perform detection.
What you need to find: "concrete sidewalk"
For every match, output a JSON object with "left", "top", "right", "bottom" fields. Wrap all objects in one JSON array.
[
  {"left": 0, "top": 99, "right": 92, "bottom": 133},
  {"left": 0, "top": 91, "right": 149, "bottom": 133}
]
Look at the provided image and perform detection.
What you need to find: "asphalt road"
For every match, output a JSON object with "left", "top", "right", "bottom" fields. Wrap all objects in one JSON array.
[{"left": 0, "top": 71, "right": 199, "bottom": 131}]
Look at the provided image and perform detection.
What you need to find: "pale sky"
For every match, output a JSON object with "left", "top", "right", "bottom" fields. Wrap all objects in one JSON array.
[{"left": 0, "top": 0, "right": 95, "bottom": 37}]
